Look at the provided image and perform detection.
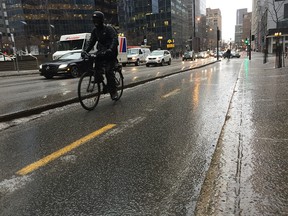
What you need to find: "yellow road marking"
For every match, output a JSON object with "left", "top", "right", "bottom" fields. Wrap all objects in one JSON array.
[
  {"left": 16, "top": 124, "right": 116, "bottom": 176},
  {"left": 162, "top": 88, "right": 181, "bottom": 98}
]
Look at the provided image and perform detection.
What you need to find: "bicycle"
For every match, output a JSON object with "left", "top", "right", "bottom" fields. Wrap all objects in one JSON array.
[{"left": 77, "top": 52, "right": 124, "bottom": 111}]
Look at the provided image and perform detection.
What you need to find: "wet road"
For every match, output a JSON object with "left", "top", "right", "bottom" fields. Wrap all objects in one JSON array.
[
  {"left": 0, "top": 58, "right": 214, "bottom": 121},
  {"left": 0, "top": 58, "right": 241, "bottom": 215}
]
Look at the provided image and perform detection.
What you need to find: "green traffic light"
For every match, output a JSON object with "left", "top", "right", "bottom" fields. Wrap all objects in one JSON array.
[{"left": 245, "top": 38, "right": 249, "bottom": 45}]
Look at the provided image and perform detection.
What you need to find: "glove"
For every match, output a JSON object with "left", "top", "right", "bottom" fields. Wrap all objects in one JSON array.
[
  {"left": 81, "top": 51, "right": 88, "bottom": 58},
  {"left": 104, "top": 49, "right": 113, "bottom": 58},
  {"left": 105, "top": 49, "right": 112, "bottom": 55}
]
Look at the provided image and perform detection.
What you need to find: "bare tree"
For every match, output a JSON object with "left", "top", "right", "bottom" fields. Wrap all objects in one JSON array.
[
  {"left": 266, "top": 0, "right": 286, "bottom": 28},
  {"left": 256, "top": 0, "right": 287, "bottom": 66}
]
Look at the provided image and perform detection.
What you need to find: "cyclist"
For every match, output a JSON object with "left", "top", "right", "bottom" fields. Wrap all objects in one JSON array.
[
  {"left": 82, "top": 11, "right": 119, "bottom": 100},
  {"left": 226, "top": 49, "right": 231, "bottom": 60}
]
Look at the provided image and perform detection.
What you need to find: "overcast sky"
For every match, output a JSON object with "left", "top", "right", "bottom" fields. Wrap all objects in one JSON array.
[{"left": 206, "top": 0, "right": 252, "bottom": 41}]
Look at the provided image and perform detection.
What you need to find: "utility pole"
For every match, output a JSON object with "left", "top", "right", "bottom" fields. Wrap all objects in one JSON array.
[
  {"left": 11, "top": 33, "right": 19, "bottom": 72},
  {"left": 193, "top": 0, "right": 196, "bottom": 51},
  {"left": 46, "top": 0, "right": 54, "bottom": 55},
  {"left": 249, "top": 29, "right": 251, "bottom": 60},
  {"left": 217, "top": 26, "right": 220, "bottom": 61}
]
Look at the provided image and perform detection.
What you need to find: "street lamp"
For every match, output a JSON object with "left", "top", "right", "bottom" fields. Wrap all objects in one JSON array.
[
  {"left": 158, "top": 36, "right": 163, "bottom": 49},
  {"left": 20, "top": 20, "right": 29, "bottom": 53},
  {"left": 274, "top": 32, "right": 282, "bottom": 68},
  {"left": 46, "top": 0, "right": 55, "bottom": 56}
]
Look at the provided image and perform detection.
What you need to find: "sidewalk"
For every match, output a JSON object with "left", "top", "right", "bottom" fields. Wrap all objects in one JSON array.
[
  {"left": 0, "top": 69, "right": 39, "bottom": 77},
  {"left": 195, "top": 52, "right": 288, "bottom": 215}
]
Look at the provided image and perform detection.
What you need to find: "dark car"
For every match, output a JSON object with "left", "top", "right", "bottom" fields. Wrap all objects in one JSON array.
[
  {"left": 182, "top": 51, "right": 195, "bottom": 61},
  {"left": 39, "top": 51, "right": 90, "bottom": 79}
]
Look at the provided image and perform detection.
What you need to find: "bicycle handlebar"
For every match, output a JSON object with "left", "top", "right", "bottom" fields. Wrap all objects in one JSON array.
[{"left": 81, "top": 50, "right": 108, "bottom": 60}]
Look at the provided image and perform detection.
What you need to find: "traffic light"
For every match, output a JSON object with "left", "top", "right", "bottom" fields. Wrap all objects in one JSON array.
[
  {"left": 245, "top": 38, "right": 249, "bottom": 45},
  {"left": 217, "top": 29, "right": 221, "bottom": 41}
]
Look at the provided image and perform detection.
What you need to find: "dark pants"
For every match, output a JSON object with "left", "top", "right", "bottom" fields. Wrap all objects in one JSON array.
[
  {"left": 104, "top": 59, "right": 117, "bottom": 93},
  {"left": 95, "top": 57, "right": 117, "bottom": 93}
]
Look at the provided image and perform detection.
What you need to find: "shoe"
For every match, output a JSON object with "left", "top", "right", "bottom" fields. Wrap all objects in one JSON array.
[{"left": 110, "top": 91, "right": 118, "bottom": 100}]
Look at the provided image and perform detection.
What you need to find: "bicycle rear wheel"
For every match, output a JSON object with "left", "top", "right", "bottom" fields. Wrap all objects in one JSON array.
[
  {"left": 78, "top": 72, "right": 101, "bottom": 110},
  {"left": 114, "top": 69, "right": 124, "bottom": 101}
]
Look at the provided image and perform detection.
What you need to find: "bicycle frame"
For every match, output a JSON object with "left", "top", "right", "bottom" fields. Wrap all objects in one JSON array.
[{"left": 78, "top": 53, "right": 124, "bottom": 110}]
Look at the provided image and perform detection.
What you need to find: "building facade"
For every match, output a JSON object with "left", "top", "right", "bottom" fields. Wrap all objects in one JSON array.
[
  {"left": 252, "top": 0, "right": 288, "bottom": 53},
  {"left": 234, "top": 8, "right": 247, "bottom": 48},
  {"left": 118, "top": 0, "right": 190, "bottom": 52},
  {"left": 242, "top": 12, "right": 252, "bottom": 43},
  {"left": 179, "top": 0, "right": 207, "bottom": 52},
  {"left": 251, "top": 0, "right": 267, "bottom": 51},
  {"left": 1, "top": 0, "right": 118, "bottom": 55},
  {"left": 206, "top": 8, "right": 221, "bottom": 51},
  {"left": 266, "top": 0, "right": 288, "bottom": 54},
  {"left": 0, "top": 0, "right": 10, "bottom": 53},
  {"left": 236, "top": 8, "right": 247, "bottom": 25}
]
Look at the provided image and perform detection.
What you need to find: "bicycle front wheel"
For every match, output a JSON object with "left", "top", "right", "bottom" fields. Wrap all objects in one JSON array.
[
  {"left": 114, "top": 70, "right": 124, "bottom": 101},
  {"left": 78, "top": 72, "right": 101, "bottom": 111}
]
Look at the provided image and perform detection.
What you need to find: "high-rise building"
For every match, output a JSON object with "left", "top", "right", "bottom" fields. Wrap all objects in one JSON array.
[
  {"left": 118, "top": 0, "right": 189, "bottom": 52},
  {"left": 251, "top": 0, "right": 267, "bottom": 51},
  {"left": 0, "top": 0, "right": 9, "bottom": 52},
  {"left": 242, "top": 12, "right": 252, "bottom": 42},
  {"left": 206, "top": 8, "right": 221, "bottom": 50},
  {"left": 182, "top": 0, "right": 206, "bottom": 52},
  {"left": 236, "top": 8, "right": 247, "bottom": 25},
  {"left": 234, "top": 8, "right": 248, "bottom": 48},
  {"left": 1, "top": 0, "right": 118, "bottom": 55}
]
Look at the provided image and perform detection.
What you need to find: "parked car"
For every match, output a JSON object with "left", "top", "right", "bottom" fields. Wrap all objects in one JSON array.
[
  {"left": 39, "top": 51, "right": 89, "bottom": 79},
  {"left": 124, "top": 47, "right": 151, "bottom": 66},
  {"left": 208, "top": 51, "right": 214, "bottom": 57},
  {"left": 198, "top": 51, "right": 209, "bottom": 58},
  {"left": 182, "top": 51, "right": 195, "bottom": 61},
  {"left": 231, "top": 51, "right": 241, "bottom": 58},
  {"left": 214, "top": 51, "right": 223, "bottom": 58},
  {"left": 195, "top": 51, "right": 209, "bottom": 59},
  {"left": 146, "top": 50, "right": 172, "bottom": 67},
  {"left": 0, "top": 54, "right": 14, "bottom": 61}
]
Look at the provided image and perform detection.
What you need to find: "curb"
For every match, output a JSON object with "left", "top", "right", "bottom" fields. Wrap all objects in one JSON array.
[{"left": 0, "top": 71, "right": 40, "bottom": 77}]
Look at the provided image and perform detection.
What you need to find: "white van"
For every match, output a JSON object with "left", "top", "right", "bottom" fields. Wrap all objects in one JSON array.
[
  {"left": 124, "top": 47, "right": 151, "bottom": 66},
  {"left": 53, "top": 33, "right": 94, "bottom": 60},
  {"left": 52, "top": 33, "right": 128, "bottom": 65}
]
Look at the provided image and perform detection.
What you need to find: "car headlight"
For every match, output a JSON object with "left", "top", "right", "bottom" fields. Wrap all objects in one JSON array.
[
  {"left": 39, "top": 64, "right": 42, "bottom": 69},
  {"left": 132, "top": 56, "right": 136, "bottom": 60},
  {"left": 59, "top": 64, "right": 68, "bottom": 69}
]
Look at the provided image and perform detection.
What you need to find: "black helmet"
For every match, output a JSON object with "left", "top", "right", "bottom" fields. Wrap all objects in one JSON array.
[{"left": 92, "top": 11, "right": 104, "bottom": 23}]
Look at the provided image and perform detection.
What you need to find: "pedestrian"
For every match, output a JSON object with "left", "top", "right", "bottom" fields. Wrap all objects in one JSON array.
[{"left": 285, "top": 46, "right": 287, "bottom": 58}]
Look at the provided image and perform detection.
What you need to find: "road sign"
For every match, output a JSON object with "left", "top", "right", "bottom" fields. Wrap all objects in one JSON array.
[{"left": 167, "top": 44, "right": 175, "bottom": 48}]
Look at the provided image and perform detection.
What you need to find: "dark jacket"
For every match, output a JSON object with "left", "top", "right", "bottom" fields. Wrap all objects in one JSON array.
[{"left": 85, "top": 25, "right": 118, "bottom": 59}]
